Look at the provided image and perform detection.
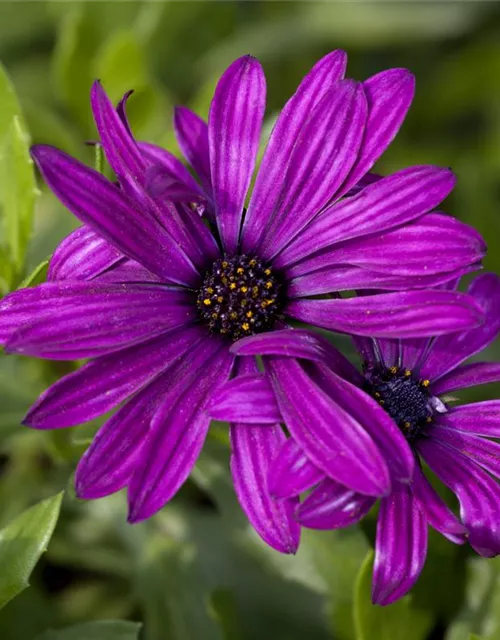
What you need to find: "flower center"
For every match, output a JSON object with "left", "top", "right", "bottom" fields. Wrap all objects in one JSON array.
[
  {"left": 197, "top": 255, "right": 284, "bottom": 341},
  {"left": 365, "top": 366, "right": 433, "bottom": 442}
]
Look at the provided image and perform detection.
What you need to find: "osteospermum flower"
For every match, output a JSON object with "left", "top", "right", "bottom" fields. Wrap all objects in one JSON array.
[
  {"left": 0, "top": 52, "right": 486, "bottom": 554},
  {"left": 215, "top": 273, "right": 500, "bottom": 600}
]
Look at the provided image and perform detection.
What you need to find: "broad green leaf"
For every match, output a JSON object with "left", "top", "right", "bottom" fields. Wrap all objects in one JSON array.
[
  {"left": 209, "top": 588, "right": 243, "bottom": 640},
  {"left": 36, "top": 620, "right": 142, "bottom": 640},
  {"left": 354, "top": 551, "right": 434, "bottom": 640},
  {"left": 0, "top": 492, "right": 63, "bottom": 609},
  {"left": 17, "top": 259, "right": 48, "bottom": 289},
  {"left": 469, "top": 636, "right": 486, "bottom": 640},
  {"left": 0, "top": 117, "right": 37, "bottom": 274},
  {"left": 0, "top": 61, "right": 23, "bottom": 143}
]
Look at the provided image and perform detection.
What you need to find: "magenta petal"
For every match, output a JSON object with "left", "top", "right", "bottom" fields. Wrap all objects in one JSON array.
[
  {"left": 411, "top": 464, "right": 467, "bottom": 544},
  {"left": 241, "top": 50, "right": 347, "bottom": 253},
  {"left": 278, "top": 166, "right": 456, "bottom": 268},
  {"left": 417, "top": 437, "right": 500, "bottom": 557},
  {"left": 259, "top": 80, "right": 367, "bottom": 260},
  {"left": 340, "top": 68, "right": 415, "bottom": 195},
  {"left": 23, "top": 327, "right": 203, "bottom": 428},
  {"left": 372, "top": 485, "right": 428, "bottom": 606},
  {"left": 209, "top": 56, "right": 266, "bottom": 254},
  {"left": 209, "top": 373, "right": 281, "bottom": 424},
  {"left": 1, "top": 282, "right": 195, "bottom": 358},
  {"left": 48, "top": 226, "right": 122, "bottom": 282},
  {"left": 436, "top": 402, "right": 500, "bottom": 438},
  {"left": 421, "top": 273, "right": 500, "bottom": 381},
  {"left": 433, "top": 363, "right": 500, "bottom": 395},
  {"left": 286, "top": 290, "right": 483, "bottom": 339},
  {"left": 94, "top": 258, "right": 161, "bottom": 284},
  {"left": 173, "top": 106, "right": 212, "bottom": 196},
  {"left": 75, "top": 367, "right": 175, "bottom": 500},
  {"left": 268, "top": 357, "right": 390, "bottom": 496},
  {"left": 31, "top": 145, "right": 199, "bottom": 286},
  {"left": 231, "top": 329, "right": 363, "bottom": 385},
  {"left": 268, "top": 438, "right": 324, "bottom": 499},
  {"left": 308, "top": 362, "right": 415, "bottom": 483},
  {"left": 127, "top": 340, "right": 233, "bottom": 522},
  {"left": 231, "top": 423, "right": 300, "bottom": 554},
  {"left": 297, "top": 478, "right": 375, "bottom": 529}
]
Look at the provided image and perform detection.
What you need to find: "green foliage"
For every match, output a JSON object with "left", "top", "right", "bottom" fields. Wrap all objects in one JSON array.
[
  {"left": 35, "top": 620, "right": 142, "bottom": 640},
  {"left": 0, "top": 493, "right": 63, "bottom": 609},
  {"left": 354, "top": 551, "right": 434, "bottom": 640}
]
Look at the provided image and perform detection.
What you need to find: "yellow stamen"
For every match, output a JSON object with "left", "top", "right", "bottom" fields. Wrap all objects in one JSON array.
[
  {"left": 240, "top": 286, "right": 248, "bottom": 293},
  {"left": 246, "top": 311, "right": 253, "bottom": 318},
  {"left": 217, "top": 296, "right": 223, "bottom": 303},
  {"left": 237, "top": 267, "right": 244, "bottom": 275},
  {"left": 203, "top": 299, "right": 211, "bottom": 306},
  {"left": 265, "top": 281, "right": 273, "bottom": 289},
  {"left": 229, "top": 283, "right": 236, "bottom": 290},
  {"left": 242, "top": 322, "right": 250, "bottom": 331},
  {"left": 389, "top": 366, "right": 398, "bottom": 374},
  {"left": 421, "top": 379, "right": 430, "bottom": 387},
  {"left": 404, "top": 369, "right": 412, "bottom": 377}
]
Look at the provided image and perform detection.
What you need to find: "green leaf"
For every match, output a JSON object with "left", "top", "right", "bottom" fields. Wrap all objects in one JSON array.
[
  {"left": 17, "top": 259, "right": 48, "bottom": 289},
  {"left": 0, "top": 492, "right": 64, "bottom": 609},
  {"left": 0, "top": 61, "right": 23, "bottom": 144},
  {"left": 354, "top": 551, "right": 434, "bottom": 640},
  {"left": 35, "top": 620, "right": 142, "bottom": 640}
]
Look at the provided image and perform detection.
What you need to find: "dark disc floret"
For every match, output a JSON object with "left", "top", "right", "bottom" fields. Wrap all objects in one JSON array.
[
  {"left": 197, "top": 255, "right": 284, "bottom": 341},
  {"left": 364, "top": 365, "right": 433, "bottom": 442}
]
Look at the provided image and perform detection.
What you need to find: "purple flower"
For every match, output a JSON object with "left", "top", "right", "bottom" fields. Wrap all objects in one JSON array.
[
  {"left": 0, "top": 52, "right": 486, "bottom": 554},
  {"left": 219, "top": 273, "right": 500, "bottom": 602}
]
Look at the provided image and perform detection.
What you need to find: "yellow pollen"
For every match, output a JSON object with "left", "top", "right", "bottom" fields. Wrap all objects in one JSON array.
[
  {"left": 217, "top": 296, "right": 223, "bottom": 303},
  {"left": 242, "top": 322, "right": 250, "bottom": 331},
  {"left": 230, "top": 312, "right": 237, "bottom": 320},
  {"left": 229, "top": 283, "right": 236, "bottom": 290},
  {"left": 222, "top": 277, "right": 228, "bottom": 285},
  {"left": 265, "top": 281, "right": 273, "bottom": 289},
  {"left": 211, "top": 313, "right": 218, "bottom": 319},
  {"left": 240, "top": 286, "right": 248, "bottom": 293},
  {"left": 246, "top": 311, "right": 253, "bottom": 318},
  {"left": 404, "top": 369, "right": 412, "bottom": 377},
  {"left": 265, "top": 299, "right": 274, "bottom": 305},
  {"left": 403, "top": 421, "right": 411, "bottom": 429},
  {"left": 222, "top": 261, "right": 228, "bottom": 268},
  {"left": 203, "top": 299, "right": 211, "bottom": 306},
  {"left": 374, "top": 392, "right": 381, "bottom": 398},
  {"left": 389, "top": 366, "right": 398, "bottom": 374},
  {"left": 237, "top": 267, "right": 244, "bottom": 275},
  {"left": 426, "top": 416, "right": 433, "bottom": 423},
  {"left": 264, "top": 269, "right": 271, "bottom": 276},
  {"left": 206, "top": 287, "right": 214, "bottom": 294},
  {"left": 379, "top": 400, "right": 385, "bottom": 405},
  {"left": 249, "top": 259, "right": 257, "bottom": 267},
  {"left": 241, "top": 300, "right": 247, "bottom": 307},
  {"left": 421, "top": 379, "right": 430, "bottom": 387}
]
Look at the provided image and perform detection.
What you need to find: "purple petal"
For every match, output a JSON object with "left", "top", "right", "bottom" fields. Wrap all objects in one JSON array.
[
  {"left": 286, "top": 290, "right": 484, "bottom": 339},
  {"left": 372, "top": 485, "right": 428, "bottom": 606},
  {"left": 340, "top": 68, "right": 415, "bottom": 195},
  {"left": 24, "top": 327, "right": 204, "bottom": 428},
  {"left": 308, "top": 361, "right": 415, "bottom": 483},
  {"left": 278, "top": 167, "right": 456, "bottom": 268},
  {"left": 241, "top": 50, "right": 347, "bottom": 253},
  {"left": 75, "top": 364, "right": 179, "bottom": 500},
  {"left": 287, "top": 212, "right": 484, "bottom": 279},
  {"left": 209, "top": 373, "right": 280, "bottom": 424},
  {"left": 231, "top": 329, "right": 363, "bottom": 385},
  {"left": 127, "top": 340, "right": 233, "bottom": 522},
  {"left": 209, "top": 56, "right": 266, "bottom": 254},
  {"left": 421, "top": 273, "right": 500, "bottom": 381},
  {"left": 116, "top": 89, "right": 134, "bottom": 136},
  {"left": 417, "top": 437, "right": 500, "bottom": 557},
  {"left": 139, "top": 141, "right": 206, "bottom": 200},
  {"left": 297, "top": 478, "right": 375, "bottom": 530},
  {"left": 0, "top": 282, "right": 196, "bottom": 358},
  {"left": 430, "top": 423, "right": 500, "bottom": 480},
  {"left": 173, "top": 106, "right": 212, "bottom": 196},
  {"left": 48, "top": 226, "right": 122, "bottom": 282},
  {"left": 267, "top": 357, "right": 390, "bottom": 496},
  {"left": 411, "top": 464, "right": 467, "bottom": 544},
  {"left": 433, "top": 362, "right": 500, "bottom": 395},
  {"left": 436, "top": 402, "right": 500, "bottom": 438},
  {"left": 231, "top": 423, "right": 300, "bottom": 553},
  {"left": 91, "top": 82, "right": 218, "bottom": 268},
  {"left": 94, "top": 258, "right": 161, "bottom": 284},
  {"left": 268, "top": 438, "right": 324, "bottom": 499},
  {"left": 288, "top": 264, "right": 475, "bottom": 297},
  {"left": 259, "top": 80, "right": 367, "bottom": 260},
  {"left": 31, "top": 145, "right": 200, "bottom": 286}
]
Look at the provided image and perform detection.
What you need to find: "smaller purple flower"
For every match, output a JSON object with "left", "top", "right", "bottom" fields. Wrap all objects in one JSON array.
[{"left": 213, "top": 273, "right": 500, "bottom": 604}]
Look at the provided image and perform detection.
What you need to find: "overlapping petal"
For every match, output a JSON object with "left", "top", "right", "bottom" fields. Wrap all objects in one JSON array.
[
  {"left": 433, "top": 363, "right": 500, "bottom": 395},
  {"left": 209, "top": 373, "right": 280, "bottom": 424},
  {"left": 174, "top": 106, "right": 212, "bottom": 195},
  {"left": 268, "top": 438, "right": 324, "bottom": 499}
]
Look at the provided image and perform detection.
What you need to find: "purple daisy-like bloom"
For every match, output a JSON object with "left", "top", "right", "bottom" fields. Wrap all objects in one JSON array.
[
  {"left": 0, "top": 52, "right": 486, "bottom": 554},
  {"left": 218, "top": 273, "right": 500, "bottom": 601}
]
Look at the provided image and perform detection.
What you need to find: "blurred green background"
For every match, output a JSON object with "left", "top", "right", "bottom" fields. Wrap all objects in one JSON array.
[{"left": 0, "top": 2, "right": 500, "bottom": 639}]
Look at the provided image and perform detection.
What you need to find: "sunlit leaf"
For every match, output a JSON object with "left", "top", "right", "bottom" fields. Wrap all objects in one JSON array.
[
  {"left": 0, "top": 492, "right": 63, "bottom": 609},
  {"left": 354, "top": 551, "right": 434, "bottom": 640},
  {"left": 17, "top": 259, "right": 48, "bottom": 289}
]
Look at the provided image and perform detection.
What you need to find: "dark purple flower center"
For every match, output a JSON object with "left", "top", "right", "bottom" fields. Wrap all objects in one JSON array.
[
  {"left": 364, "top": 366, "right": 433, "bottom": 442},
  {"left": 197, "top": 255, "right": 284, "bottom": 341}
]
